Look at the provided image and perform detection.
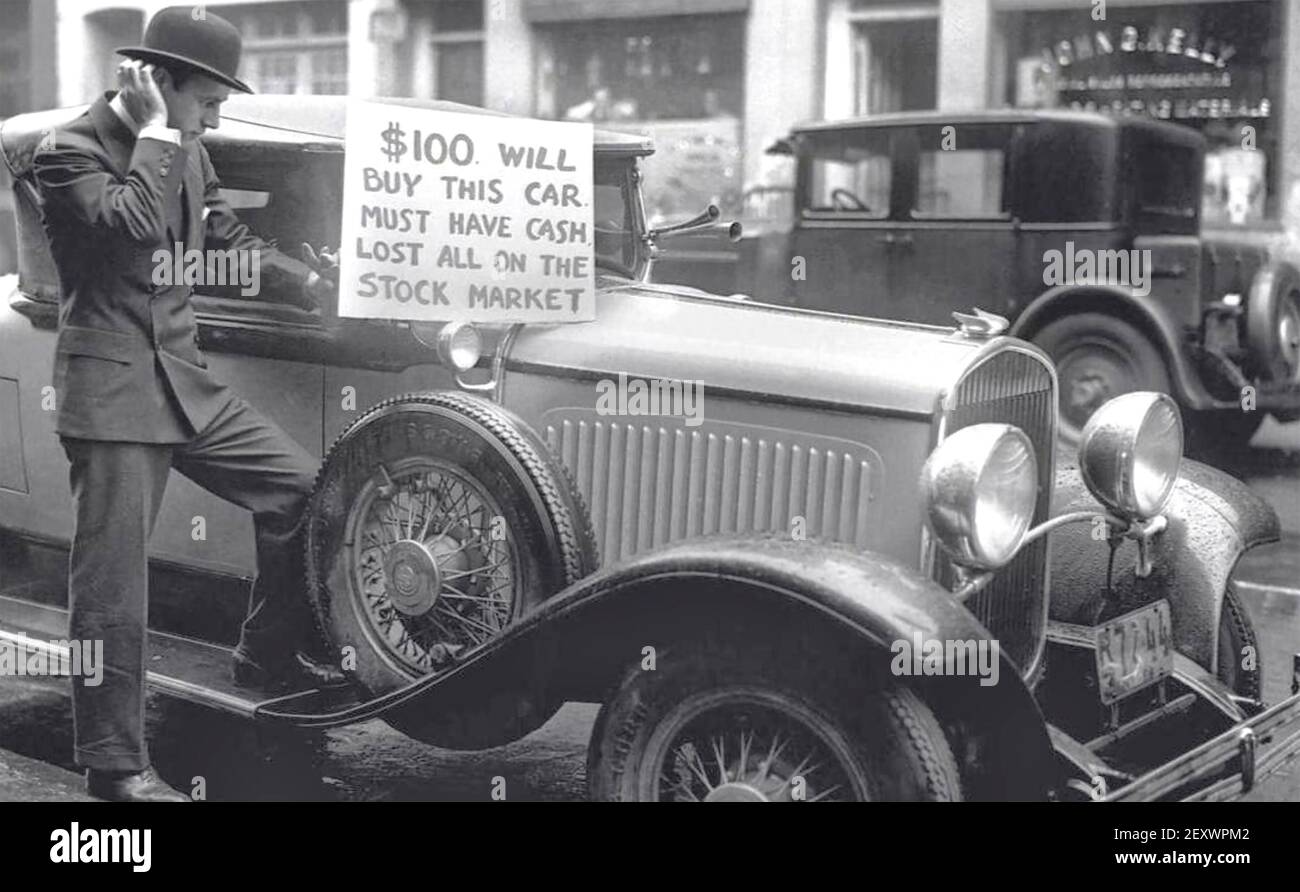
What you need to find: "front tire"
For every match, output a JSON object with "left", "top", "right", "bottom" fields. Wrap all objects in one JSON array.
[
  {"left": 1217, "top": 583, "right": 1261, "bottom": 702},
  {"left": 587, "top": 646, "right": 961, "bottom": 801}
]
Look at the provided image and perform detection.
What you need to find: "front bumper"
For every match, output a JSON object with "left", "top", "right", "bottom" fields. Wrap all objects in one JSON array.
[
  {"left": 1105, "top": 685, "right": 1300, "bottom": 801},
  {"left": 1046, "top": 621, "right": 1300, "bottom": 801}
]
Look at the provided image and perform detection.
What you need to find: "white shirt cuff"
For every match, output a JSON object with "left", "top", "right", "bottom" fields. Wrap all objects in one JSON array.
[{"left": 138, "top": 124, "right": 182, "bottom": 146}]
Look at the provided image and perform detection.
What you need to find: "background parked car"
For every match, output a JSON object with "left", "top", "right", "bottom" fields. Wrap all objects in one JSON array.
[{"left": 652, "top": 110, "right": 1300, "bottom": 453}]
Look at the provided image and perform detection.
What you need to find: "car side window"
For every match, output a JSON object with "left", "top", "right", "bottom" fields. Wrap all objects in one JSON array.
[
  {"left": 912, "top": 126, "right": 1011, "bottom": 220},
  {"left": 801, "top": 129, "right": 891, "bottom": 219}
]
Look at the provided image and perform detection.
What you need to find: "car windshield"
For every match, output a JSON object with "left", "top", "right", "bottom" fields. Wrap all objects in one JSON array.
[{"left": 593, "top": 160, "right": 640, "bottom": 278}]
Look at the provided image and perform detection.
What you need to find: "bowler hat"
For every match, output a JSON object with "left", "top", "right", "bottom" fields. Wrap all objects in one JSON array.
[{"left": 117, "top": 6, "right": 253, "bottom": 93}]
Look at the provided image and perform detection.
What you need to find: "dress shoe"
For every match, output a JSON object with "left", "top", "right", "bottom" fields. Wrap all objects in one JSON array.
[
  {"left": 232, "top": 649, "right": 349, "bottom": 690},
  {"left": 87, "top": 767, "right": 189, "bottom": 802}
]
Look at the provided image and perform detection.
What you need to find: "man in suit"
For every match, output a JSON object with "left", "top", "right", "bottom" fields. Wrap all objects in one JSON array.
[{"left": 33, "top": 7, "right": 345, "bottom": 802}]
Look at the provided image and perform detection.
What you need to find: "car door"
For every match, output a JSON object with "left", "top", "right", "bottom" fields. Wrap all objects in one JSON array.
[
  {"left": 785, "top": 126, "right": 898, "bottom": 313},
  {"left": 888, "top": 123, "right": 1022, "bottom": 326}
]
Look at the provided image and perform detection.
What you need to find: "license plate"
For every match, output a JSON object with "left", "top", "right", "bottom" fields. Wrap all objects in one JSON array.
[{"left": 1095, "top": 601, "right": 1174, "bottom": 705}]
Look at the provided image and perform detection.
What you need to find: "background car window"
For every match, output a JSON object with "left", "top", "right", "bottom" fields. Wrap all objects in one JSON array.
[
  {"left": 914, "top": 148, "right": 1007, "bottom": 219},
  {"left": 801, "top": 130, "right": 891, "bottom": 219},
  {"left": 1128, "top": 132, "right": 1200, "bottom": 233}
]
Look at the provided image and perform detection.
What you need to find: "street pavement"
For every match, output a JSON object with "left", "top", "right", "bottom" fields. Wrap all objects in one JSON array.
[{"left": 1, "top": 418, "right": 1298, "bottom": 803}]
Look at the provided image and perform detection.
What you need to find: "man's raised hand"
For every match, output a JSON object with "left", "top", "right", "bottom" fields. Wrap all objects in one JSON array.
[{"left": 116, "top": 60, "right": 169, "bottom": 129}]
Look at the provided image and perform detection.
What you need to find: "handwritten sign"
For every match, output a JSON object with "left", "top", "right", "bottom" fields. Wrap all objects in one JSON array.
[{"left": 339, "top": 100, "right": 595, "bottom": 323}]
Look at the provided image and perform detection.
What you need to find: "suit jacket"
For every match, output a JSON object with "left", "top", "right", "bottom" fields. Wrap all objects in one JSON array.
[{"left": 32, "top": 94, "right": 315, "bottom": 443}]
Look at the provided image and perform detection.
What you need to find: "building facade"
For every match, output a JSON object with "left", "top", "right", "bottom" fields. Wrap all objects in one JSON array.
[{"left": 6, "top": 0, "right": 1299, "bottom": 251}]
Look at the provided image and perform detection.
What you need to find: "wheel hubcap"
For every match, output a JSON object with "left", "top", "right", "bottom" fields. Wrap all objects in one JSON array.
[
  {"left": 1279, "top": 302, "right": 1300, "bottom": 380},
  {"left": 703, "top": 782, "right": 769, "bottom": 802},
  {"left": 383, "top": 540, "right": 441, "bottom": 617},
  {"left": 1057, "top": 344, "right": 1139, "bottom": 433}
]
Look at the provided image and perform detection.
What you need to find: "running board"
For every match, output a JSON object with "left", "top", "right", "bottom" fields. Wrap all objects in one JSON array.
[{"left": 0, "top": 594, "right": 361, "bottom": 719}]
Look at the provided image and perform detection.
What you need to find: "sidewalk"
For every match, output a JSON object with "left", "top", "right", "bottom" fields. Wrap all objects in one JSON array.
[{"left": 0, "top": 748, "right": 91, "bottom": 802}]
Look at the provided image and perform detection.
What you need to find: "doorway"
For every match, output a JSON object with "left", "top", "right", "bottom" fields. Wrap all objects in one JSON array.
[{"left": 853, "top": 18, "right": 937, "bottom": 115}]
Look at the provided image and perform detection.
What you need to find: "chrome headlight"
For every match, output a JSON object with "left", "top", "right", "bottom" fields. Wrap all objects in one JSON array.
[
  {"left": 412, "top": 321, "right": 483, "bottom": 372},
  {"left": 920, "top": 424, "right": 1038, "bottom": 571},
  {"left": 1079, "top": 392, "right": 1183, "bottom": 519}
]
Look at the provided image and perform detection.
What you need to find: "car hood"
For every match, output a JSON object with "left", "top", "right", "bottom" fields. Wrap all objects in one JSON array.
[{"left": 507, "top": 277, "right": 1029, "bottom": 419}]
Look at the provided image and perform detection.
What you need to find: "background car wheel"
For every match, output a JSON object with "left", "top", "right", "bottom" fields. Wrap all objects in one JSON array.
[
  {"left": 1033, "top": 313, "right": 1172, "bottom": 446},
  {"left": 1246, "top": 271, "right": 1300, "bottom": 386},
  {"left": 304, "top": 391, "right": 598, "bottom": 748},
  {"left": 587, "top": 645, "right": 961, "bottom": 801},
  {"left": 1217, "top": 583, "right": 1261, "bottom": 702}
]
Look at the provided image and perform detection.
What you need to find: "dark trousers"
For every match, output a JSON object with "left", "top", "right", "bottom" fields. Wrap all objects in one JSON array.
[{"left": 61, "top": 395, "right": 318, "bottom": 772}]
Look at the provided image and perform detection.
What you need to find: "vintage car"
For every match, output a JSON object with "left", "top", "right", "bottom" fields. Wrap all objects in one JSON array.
[
  {"left": 653, "top": 110, "right": 1300, "bottom": 450},
  {"left": 1, "top": 95, "right": 1298, "bottom": 802}
]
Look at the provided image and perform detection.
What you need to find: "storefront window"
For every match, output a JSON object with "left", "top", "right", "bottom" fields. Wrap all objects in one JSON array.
[
  {"left": 537, "top": 14, "right": 743, "bottom": 123},
  {"left": 212, "top": 2, "right": 349, "bottom": 96},
  {"left": 997, "top": 1, "right": 1282, "bottom": 226},
  {"left": 535, "top": 14, "right": 745, "bottom": 226},
  {"left": 430, "top": 0, "right": 485, "bottom": 105}
]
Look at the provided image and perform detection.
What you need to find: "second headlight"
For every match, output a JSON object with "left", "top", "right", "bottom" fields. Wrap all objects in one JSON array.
[
  {"left": 1078, "top": 391, "right": 1183, "bottom": 519},
  {"left": 920, "top": 423, "right": 1038, "bottom": 571}
]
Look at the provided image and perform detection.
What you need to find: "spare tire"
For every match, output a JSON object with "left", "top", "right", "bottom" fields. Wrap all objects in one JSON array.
[
  {"left": 1246, "top": 264, "right": 1300, "bottom": 386},
  {"left": 304, "top": 391, "right": 598, "bottom": 747}
]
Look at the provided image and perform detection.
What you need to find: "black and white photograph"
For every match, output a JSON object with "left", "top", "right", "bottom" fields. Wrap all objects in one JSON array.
[{"left": 0, "top": 0, "right": 1298, "bottom": 855}]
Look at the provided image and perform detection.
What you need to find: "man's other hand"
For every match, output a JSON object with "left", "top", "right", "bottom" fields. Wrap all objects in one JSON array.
[
  {"left": 302, "top": 243, "right": 339, "bottom": 284},
  {"left": 117, "top": 60, "right": 169, "bottom": 129},
  {"left": 296, "top": 244, "right": 339, "bottom": 315}
]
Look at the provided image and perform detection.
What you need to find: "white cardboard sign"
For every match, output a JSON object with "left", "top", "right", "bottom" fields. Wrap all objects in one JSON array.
[{"left": 339, "top": 100, "right": 595, "bottom": 323}]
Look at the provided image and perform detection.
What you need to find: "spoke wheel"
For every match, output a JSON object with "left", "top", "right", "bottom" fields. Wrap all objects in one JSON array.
[
  {"left": 645, "top": 689, "right": 865, "bottom": 802},
  {"left": 346, "top": 457, "right": 519, "bottom": 678},
  {"left": 305, "top": 392, "right": 598, "bottom": 748},
  {"left": 588, "top": 645, "right": 961, "bottom": 802}
]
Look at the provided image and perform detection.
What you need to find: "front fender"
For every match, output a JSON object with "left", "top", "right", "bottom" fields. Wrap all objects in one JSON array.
[
  {"left": 1049, "top": 459, "right": 1280, "bottom": 672},
  {"left": 372, "top": 536, "right": 1055, "bottom": 799}
]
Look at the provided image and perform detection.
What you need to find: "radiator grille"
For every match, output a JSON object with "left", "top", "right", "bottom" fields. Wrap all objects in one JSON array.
[
  {"left": 938, "top": 348, "right": 1056, "bottom": 673},
  {"left": 545, "top": 417, "right": 882, "bottom": 563}
]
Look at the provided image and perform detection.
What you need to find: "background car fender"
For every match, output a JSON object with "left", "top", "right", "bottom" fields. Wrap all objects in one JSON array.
[
  {"left": 1048, "top": 459, "right": 1279, "bottom": 672},
  {"left": 338, "top": 535, "right": 1055, "bottom": 799},
  {"left": 1012, "top": 284, "right": 1215, "bottom": 409}
]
